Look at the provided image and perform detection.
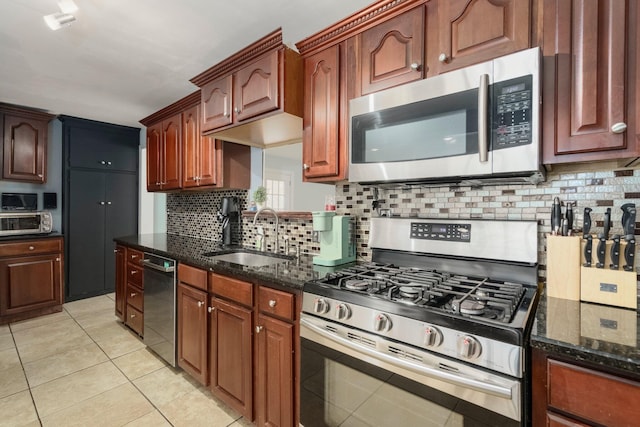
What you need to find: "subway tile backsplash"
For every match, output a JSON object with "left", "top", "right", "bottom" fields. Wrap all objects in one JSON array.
[{"left": 166, "top": 162, "right": 639, "bottom": 287}]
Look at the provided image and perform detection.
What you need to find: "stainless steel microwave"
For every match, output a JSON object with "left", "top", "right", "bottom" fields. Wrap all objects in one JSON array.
[
  {"left": 349, "top": 47, "right": 544, "bottom": 185},
  {"left": 0, "top": 211, "right": 53, "bottom": 236}
]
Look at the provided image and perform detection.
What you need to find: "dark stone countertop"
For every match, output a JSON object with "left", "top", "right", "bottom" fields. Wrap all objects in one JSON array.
[
  {"left": 530, "top": 291, "right": 640, "bottom": 377},
  {"left": 114, "top": 233, "right": 354, "bottom": 293},
  {"left": 0, "top": 232, "right": 64, "bottom": 242}
]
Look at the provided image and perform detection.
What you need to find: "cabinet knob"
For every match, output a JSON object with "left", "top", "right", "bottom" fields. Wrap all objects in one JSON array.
[
  {"left": 100, "top": 160, "right": 106, "bottom": 165},
  {"left": 130, "top": 292, "right": 137, "bottom": 297},
  {"left": 611, "top": 122, "right": 627, "bottom": 134},
  {"left": 303, "top": 163, "right": 310, "bottom": 171},
  {"left": 268, "top": 299, "right": 277, "bottom": 308},
  {"left": 208, "top": 306, "right": 215, "bottom": 313},
  {"left": 131, "top": 254, "right": 138, "bottom": 259},
  {"left": 255, "top": 325, "right": 263, "bottom": 333},
  {"left": 130, "top": 314, "right": 136, "bottom": 319},
  {"left": 438, "top": 53, "right": 449, "bottom": 63},
  {"left": 107, "top": 161, "right": 112, "bottom": 166},
  {"left": 114, "top": 249, "right": 118, "bottom": 253},
  {"left": 234, "top": 107, "right": 240, "bottom": 113},
  {"left": 37, "top": 174, "right": 44, "bottom": 178},
  {"left": 410, "top": 62, "right": 421, "bottom": 71},
  {"left": 56, "top": 257, "right": 60, "bottom": 262},
  {"left": 98, "top": 201, "right": 105, "bottom": 205},
  {"left": 131, "top": 270, "right": 138, "bottom": 275},
  {"left": 28, "top": 246, "right": 35, "bottom": 251},
  {"left": 107, "top": 201, "right": 112, "bottom": 205},
  {"left": 198, "top": 301, "right": 204, "bottom": 307}
]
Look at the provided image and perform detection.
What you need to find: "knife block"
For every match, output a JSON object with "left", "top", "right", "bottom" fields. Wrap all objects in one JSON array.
[
  {"left": 546, "top": 234, "right": 581, "bottom": 300},
  {"left": 580, "top": 267, "right": 637, "bottom": 309}
]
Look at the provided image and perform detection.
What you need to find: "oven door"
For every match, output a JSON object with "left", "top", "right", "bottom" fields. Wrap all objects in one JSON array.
[
  {"left": 300, "top": 314, "right": 522, "bottom": 427},
  {"left": 348, "top": 60, "right": 493, "bottom": 184}
]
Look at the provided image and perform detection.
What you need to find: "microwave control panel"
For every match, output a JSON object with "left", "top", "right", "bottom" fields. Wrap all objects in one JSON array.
[
  {"left": 493, "top": 75, "right": 533, "bottom": 149},
  {"left": 410, "top": 222, "right": 471, "bottom": 242}
]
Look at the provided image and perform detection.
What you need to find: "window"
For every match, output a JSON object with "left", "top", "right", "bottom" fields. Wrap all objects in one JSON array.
[{"left": 264, "top": 169, "right": 292, "bottom": 210}]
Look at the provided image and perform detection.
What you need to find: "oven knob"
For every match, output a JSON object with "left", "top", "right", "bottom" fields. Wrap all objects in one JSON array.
[
  {"left": 313, "top": 298, "right": 330, "bottom": 314},
  {"left": 424, "top": 326, "right": 443, "bottom": 348},
  {"left": 373, "top": 314, "right": 392, "bottom": 332},
  {"left": 457, "top": 335, "right": 482, "bottom": 359},
  {"left": 335, "top": 303, "right": 351, "bottom": 320}
]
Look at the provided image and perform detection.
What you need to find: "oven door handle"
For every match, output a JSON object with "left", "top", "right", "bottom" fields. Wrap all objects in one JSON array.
[{"left": 301, "top": 318, "right": 513, "bottom": 400}]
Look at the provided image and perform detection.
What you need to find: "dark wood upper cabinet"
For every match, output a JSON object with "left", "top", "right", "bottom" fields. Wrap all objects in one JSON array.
[
  {"left": 201, "top": 75, "right": 233, "bottom": 132},
  {"left": 542, "top": 0, "right": 639, "bottom": 163},
  {"left": 146, "top": 122, "right": 162, "bottom": 192},
  {"left": 191, "top": 29, "right": 303, "bottom": 139},
  {"left": 426, "top": 0, "right": 531, "bottom": 76},
  {"left": 145, "top": 114, "right": 181, "bottom": 192},
  {"left": 358, "top": 6, "right": 425, "bottom": 95},
  {"left": 234, "top": 51, "right": 279, "bottom": 122},
  {"left": 1, "top": 105, "right": 54, "bottom": 184},
  {"left": 182, "top": 104, "right": 219, "bottom": 188},
  {"left": 302, "top": 44, "right": 344, "bottom": 181}
]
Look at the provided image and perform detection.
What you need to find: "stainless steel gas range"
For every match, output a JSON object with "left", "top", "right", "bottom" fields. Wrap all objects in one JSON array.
[{"left": 300, "top": 218, "right": 538, "bottom": 427}]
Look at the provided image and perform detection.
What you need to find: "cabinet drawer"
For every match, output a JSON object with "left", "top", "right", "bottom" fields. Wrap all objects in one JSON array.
[
  {"left": 548, "top": 359, "right": 640, "bottom": 426},
  {"left": 127, "top": 249, "right": 144, "bottom": 267},
  {"left": 126, "top": 304, "right": 143, "bottom": 336},
  {"left": 178, "top": 263, "right": 207, "bottom": 292},
  {"left": 0, "top": 238, "right": 62, "bottom": 257},
  {"left": 127, "top": 264, "right": 143, "bottom": 287},
  {"left": 258, "top": 286, "right": 295, "bottom": 321},
  {"left": 209, "top": 273, "right": 253, "bottom": 307},
  {"left": 126, "top": 284, "right": 143, "bottom": 312}
]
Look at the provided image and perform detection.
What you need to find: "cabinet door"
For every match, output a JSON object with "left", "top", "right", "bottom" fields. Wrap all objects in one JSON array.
[
  {"left": 359, "top": 6, "right": 424, "bottom": 95},
  {"left": 542, "top": 0, "right": 636, "bottom": 163},
  {"left": 303, "top": 45, "right": 343, "bottom": 180},
  {"left": 162, "top": 114, "right": 182, "bottom": 190},
  {"left": 202, "top": 75, "right": 233, "bottom": 132},
  {"left": 104, "top": 173, "right": 138, "bottom": 293},
  {"left": 234, "top": 50, "right": 279, "bottom": 122},
  {"left": 210, "top": 296, "right": 253, "bottom": 419},
  {"left": 2, "top": 113, "right": 47, "bottom": 183},
  {"left": 115, "top": 245, "right": 126, "bottom": 320},
  {"left": 146, "top": 122, "right": 162, "bottom": 191},
  {"left": 196, "top": 136, "right": 219, "bottom": 187},
  {"left": 182, "top": 105, "right": 200, "bottom": 188},
  {"left": 67, "top": 170, "right": 106, "bottom": 300},
  {"left": 0, "top": 254, "right": 62, "bottom": 316},
  {"left": 256, "top": 314, "right": 294, "bottom": 427},
  {"left": 177, "top": 283, "right": 208, "bottom": 385},
  {"left": 68, "top": 126, "right": 139, "bottom": 172},
  {"left": 427, "top": 0, "right": 531, "bottom": 76}
]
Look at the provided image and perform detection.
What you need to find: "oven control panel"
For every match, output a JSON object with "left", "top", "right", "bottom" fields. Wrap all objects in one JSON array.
[{"left": 410, "top": 222, "right": 471, "bottom": 242}]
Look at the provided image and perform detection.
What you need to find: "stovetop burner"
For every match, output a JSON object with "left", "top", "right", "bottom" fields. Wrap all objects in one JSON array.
[{"left": 313, "top": 263, "right": 527, "bottom": 325}]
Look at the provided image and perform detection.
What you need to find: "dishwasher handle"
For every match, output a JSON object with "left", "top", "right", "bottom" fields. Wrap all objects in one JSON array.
[{"left": 141, "top": 258, "right": 175, "bottom": 273}]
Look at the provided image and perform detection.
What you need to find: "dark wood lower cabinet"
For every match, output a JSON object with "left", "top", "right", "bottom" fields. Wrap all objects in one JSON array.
[
  {"left": 0, "top": 237, "right": 64, "bottom": 324},
  {"left": 114, "top": 245, "right": 125, "bottom": 320},
  {"left": 532, "top": 348, "right": 640, "bottom": 427},
  {"left": 177, "top": 282, "right": 209, "bottom": 385},
  {"left": 210, "top": 296, "right": 254, "bottom": 419},
  {"left": 256, "top": 313, "right": 294, "bottom": 427}
]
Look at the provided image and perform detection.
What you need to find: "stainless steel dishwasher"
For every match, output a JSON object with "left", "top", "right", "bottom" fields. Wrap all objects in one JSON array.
[{"left": 142, "top": 252, "right": 177, "bottom": 367}]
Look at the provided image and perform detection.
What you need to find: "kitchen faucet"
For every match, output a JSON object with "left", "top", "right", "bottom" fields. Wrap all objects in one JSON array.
[{"left": 252, "top": 207, "right": 279, "bottom": 253}]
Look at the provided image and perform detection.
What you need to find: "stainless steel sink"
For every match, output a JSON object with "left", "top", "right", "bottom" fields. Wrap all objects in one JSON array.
[{"left": 202, "top": 250, "right": 291, "bottom": 267}]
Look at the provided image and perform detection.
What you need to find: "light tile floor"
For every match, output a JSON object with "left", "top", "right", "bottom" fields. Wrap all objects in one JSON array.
[{"left": 0, "top": 294, "right": 252, "bottom": 427}]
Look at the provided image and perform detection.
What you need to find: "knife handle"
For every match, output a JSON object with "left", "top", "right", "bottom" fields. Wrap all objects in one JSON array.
[
  {"left": 583, "top": 235, "right": 593, "bottom": 267},
  {"left": 609, "top": 234, "right": 620, "bottom": 270},
  {"left": 603, "top": 208, "right": 611, "bottom": 240},
  {"left": 583, "top": 207, "right": 592, "bottom": 238},
  {"left": 623, "top": 235, "right": 635, "bottom": 272},
  {"left": 595, "top": 233, "right": 606, "bottom": 269}
]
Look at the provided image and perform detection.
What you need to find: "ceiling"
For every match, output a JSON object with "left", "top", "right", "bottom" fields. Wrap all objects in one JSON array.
[{"left": 0, "top": 0, "right": 373, "bottom": 128}]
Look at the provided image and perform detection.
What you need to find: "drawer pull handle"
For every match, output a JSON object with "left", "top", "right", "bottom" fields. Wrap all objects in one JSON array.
[
  {"left": 131, "top": 270, "right": 138, "bottom": 275},
  {"left": 198, "top": 301, "right": 204, "bottom": 307},
  {"left": 255, "top": 325, "right": 263, "bottom": 333},
  {"left": 268, "top": 300, "right": 277, "bottom": 308},
  {"left": 29, "top": 246, "right": 35, "bottom": 250},
  {"left": 130, "top": 292, "right": 137, "bottom": 297},
  {"left": 130, "top": 314, "right": 136, "bottom": 319},
  {"left": 130, "top": 254, "right": 138, "bottom": 259}
]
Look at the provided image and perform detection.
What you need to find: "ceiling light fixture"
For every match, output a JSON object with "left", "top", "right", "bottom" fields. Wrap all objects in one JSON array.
[{"left": 43, "top": 0, "right": 78, "bottom": 31}]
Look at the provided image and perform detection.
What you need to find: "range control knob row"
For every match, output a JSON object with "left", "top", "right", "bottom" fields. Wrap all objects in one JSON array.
[
  {"left": 313, "top": 298, "right": 330, "bottom": 314},
  {"left": 373, "top": 313, "right": 392, "bottom": 332},
  {"left": 424, "top": 325, "right": 443, "bottom": 348},
  {"left": 335, "top": 303, "right": 351, "bottom": 320},
  {"left": 457, "top": 335, "right": 482, "bottom": 359}
]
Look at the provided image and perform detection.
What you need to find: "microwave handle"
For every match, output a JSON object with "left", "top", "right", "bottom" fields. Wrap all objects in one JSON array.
[{"left": 478, "top": 74, "right": 489, "bottom": 163}]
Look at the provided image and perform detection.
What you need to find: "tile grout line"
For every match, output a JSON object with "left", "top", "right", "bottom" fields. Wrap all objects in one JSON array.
[
  {"left": 7, "top": 323, "right": 43, "bottom": 427},
  {"left": 66, "top": 306, "right": 176, "bottom": 427}
]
